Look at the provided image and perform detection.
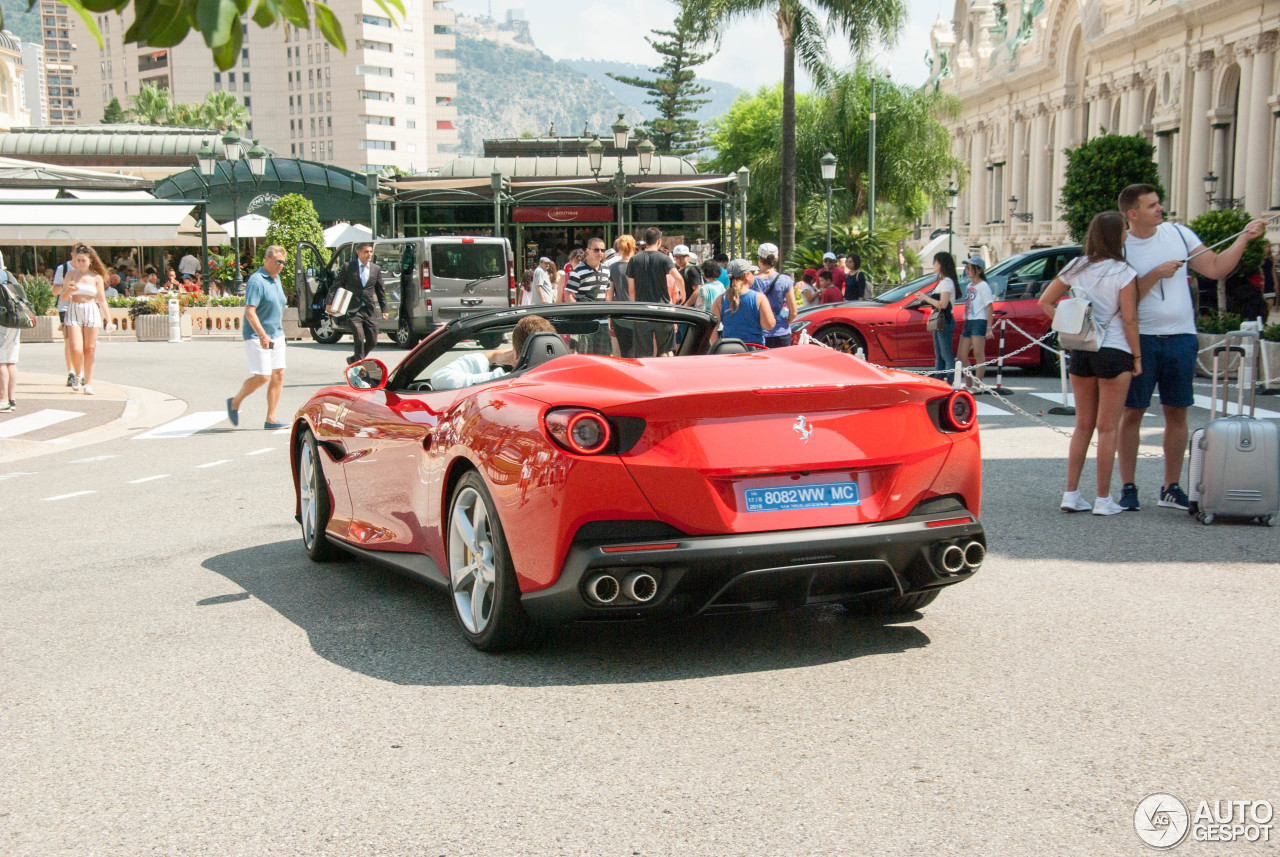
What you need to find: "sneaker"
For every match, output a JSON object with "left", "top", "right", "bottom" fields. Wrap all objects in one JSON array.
[
  {"left": 1093, "top": 496, "right": 1125, "bottom": 516},
  {"left": 1159, "top": 483, "right": 1190, "bottom": 511},
  {"left": 1119, "top": 483, "right": 1140, "bottom": 511},
  {"left": 82, "top": 384, "right": 95, "bottom": 396},
  {"left": 69, "top": 373, "right": 80, "bottom": 390},
  {"left": 0, "top": 401, "right": 10, "bottom": 413},
  {"left": 1061, "top": 491, "right": 1092, "bottom": 513},
  {"left": 226, "top": 397, "right": 239, "bottom": 427}
]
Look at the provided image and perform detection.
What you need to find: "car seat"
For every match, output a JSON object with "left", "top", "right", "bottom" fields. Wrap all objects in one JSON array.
[
  {"left": 518, "top": 331, "right": 571, "bottom": 370},
  {"left": 710, "top": 338, "right": 748, "bottom": 354}
]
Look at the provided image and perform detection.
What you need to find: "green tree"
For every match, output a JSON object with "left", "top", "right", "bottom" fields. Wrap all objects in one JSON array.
[
  {"left": 606, "top": 2, "right": 712, "bottom": 155},
  {"left": 1058, "top": 133, "right": 1162, "bottom": 242},
  {"left": 101, "top": 96, "right": 126, "bottom": 124},
  {"left": 1189, "top": 208, "right": 1269, "bottom": 314},
  {"left": 199, "top": 90, "right": 250, "bottom": 132},
  {"left": 690, "top": 0, "right": 906, "bottom": 262},
  {"left": 126, "top": 83, "right": 174, "bottom": 125},
  {"left": 19, "top": 0, "right": 399, "bottom": 71},
  {"left": 705, "top": 68, "right": 963, "bottom": 245},
  {"left": 263, "top": 194, "right": 326, "bottom": 303}
]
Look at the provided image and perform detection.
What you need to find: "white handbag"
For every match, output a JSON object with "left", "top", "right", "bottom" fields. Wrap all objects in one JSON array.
[{"left": 1052, "top": 290, "right": 1104, "bottom": 352}]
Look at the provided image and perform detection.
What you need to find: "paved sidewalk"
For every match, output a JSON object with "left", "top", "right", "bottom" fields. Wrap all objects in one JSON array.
[{"left": 0, "top": 373, "right": 186, "bottom": 463}]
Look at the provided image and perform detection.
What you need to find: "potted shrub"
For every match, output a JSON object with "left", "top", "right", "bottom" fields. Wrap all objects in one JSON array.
[{"left": 16, "top": 275, "right": 60, "bottom": 343}]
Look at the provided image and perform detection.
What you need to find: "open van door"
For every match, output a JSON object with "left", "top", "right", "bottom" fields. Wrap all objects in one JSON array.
[{"left": 295, "top": 240, "right": 327, "bottom": 327}]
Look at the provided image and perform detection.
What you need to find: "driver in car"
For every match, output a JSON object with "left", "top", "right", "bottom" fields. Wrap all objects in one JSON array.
[{"left": 431, "top": 315, "right": 556, "bottom": 391}]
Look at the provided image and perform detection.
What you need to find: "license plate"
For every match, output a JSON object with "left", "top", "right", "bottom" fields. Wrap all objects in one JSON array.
[{"left": 744, "top": 482, "right": 861, "bottom": 512}]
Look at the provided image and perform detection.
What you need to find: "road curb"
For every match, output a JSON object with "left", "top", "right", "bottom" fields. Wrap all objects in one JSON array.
[{"left": 0, "top": 374, "right": 187, "bottom": 464}]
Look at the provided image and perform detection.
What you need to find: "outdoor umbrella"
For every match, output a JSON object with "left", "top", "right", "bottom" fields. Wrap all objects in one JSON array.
[
  {"left": 218, "top": 214, "right": 272, "bottom": 239},
  {"left": 324, "top": 222, "right": 373, "bottom": 248}
]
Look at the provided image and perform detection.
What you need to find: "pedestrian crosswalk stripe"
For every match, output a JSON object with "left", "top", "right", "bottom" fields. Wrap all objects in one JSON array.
[
  {"left": 195, "top": 459, "right": 230, "bottom": 469},
  {"left": 245, "top": 448, "right": 274, "bottom": 456},
  {"left": 70, "top": 455, "right": 117, "bottom": 464},
  {"left": 132, "top": 411, "right": 226, "bottom": 439},
  {"left": 0, "top": 471, "right": 36, "bottom": 480},
  {"left": 128, "top": 475, "right": 169, "bottom": 484},
  {"left": 43, "top": 490, "right": 96, "bottom": 502},
  {"left": 0, "top": 409, "right": 84, "bottom": 439},
  {"left": 1026, "top": 391, "right": 1155, "bottom": 416},
  {"left": 1187, "top": 393, "right": 1280, "bottom": 420},
  {"left": 974, "top": 401, "right": 1011, "bottom": 416}
]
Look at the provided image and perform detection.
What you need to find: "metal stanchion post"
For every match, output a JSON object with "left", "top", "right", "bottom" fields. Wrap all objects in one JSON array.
[
  {"left": 952, "top": 359, "right": 963, "bottom": 390},
  {"left": 1047, "top": 348, "right": 1075, "bottom": 415},
  {"left": 167, "top": 298, "right": 182, "bottom": 343}
]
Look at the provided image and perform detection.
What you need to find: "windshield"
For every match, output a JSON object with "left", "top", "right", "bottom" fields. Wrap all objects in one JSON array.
[
  {"left": 431, "top": 244, "right": 505, "bottom": 280},
  {"left": 874, "top": 251, "right": 1040, "bottom": 303}
]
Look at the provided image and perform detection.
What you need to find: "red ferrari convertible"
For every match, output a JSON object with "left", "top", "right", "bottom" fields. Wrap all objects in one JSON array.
[
  {"left": 290, "top": 303, "right": 986, "bottom": 651},
  {"left": 791, "top": 245, "right": 1081, "bottom": 370}
]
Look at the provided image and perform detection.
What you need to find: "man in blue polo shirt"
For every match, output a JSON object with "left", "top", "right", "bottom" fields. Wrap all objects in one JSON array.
[{"left": 227, "top": 245, "right": 289, "bottom": 430}]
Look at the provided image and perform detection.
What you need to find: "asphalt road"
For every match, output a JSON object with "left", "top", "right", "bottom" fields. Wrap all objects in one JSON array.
[{"left": 1, "top": 334, "right": 1277, "bottom": 856}]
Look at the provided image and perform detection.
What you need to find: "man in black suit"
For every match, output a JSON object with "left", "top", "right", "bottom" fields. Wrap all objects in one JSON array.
[{"left": 334, "top": 242, "right": 387, "bottom": 364}]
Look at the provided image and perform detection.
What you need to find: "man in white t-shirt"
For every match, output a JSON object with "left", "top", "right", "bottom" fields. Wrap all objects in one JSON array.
[
  {"left": 1115, "top": 183, "right": 1269, "bottom": 512},
  {"left": 178, "top": 252, "right": 200, "bottom": 280}
]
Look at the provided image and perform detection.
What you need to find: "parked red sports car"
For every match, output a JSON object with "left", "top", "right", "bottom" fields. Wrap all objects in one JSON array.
[
  {"left": 791, "top": 245, "right": 1081, "bottom": 370},
  {"left": 290, "top": 303, "right": 986, "bottom": 651}
]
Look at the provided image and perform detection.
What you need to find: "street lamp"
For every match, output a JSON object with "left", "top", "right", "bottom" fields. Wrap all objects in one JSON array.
[
  {"left": 1008, "top": 194, "right": 1033, "bottom": 222},
  {"left": 489, "top": 169, "right": 505, "bottom": 238},
  {"left": 196, "top": 140, "right": 217, "bottom": 293},
  {"left": 587, "top": 114, "right": 652, "bottom": 238},
  {"left": 946, "top": 180, "right": 959, "bottom": 257},
  {"left": 820, "top": 151, "right": 837, "bottom": 254},
  {"left": 1203, "top": 171, "right": 1243, "bottom": 210},
  {"left": 736, "top": 165, "right": 750, "bottom": 257}
]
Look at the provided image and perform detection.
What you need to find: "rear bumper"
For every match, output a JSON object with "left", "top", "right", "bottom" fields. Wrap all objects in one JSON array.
[{"left": 519, "top": 510, "right": 985, "bottom": 624}]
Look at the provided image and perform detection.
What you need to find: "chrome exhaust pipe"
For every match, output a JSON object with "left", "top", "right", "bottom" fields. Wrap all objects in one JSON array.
[
  {"left": 586, "top": 573, "right": 620, "bottom": 604},
  {"left": 963, "top": 541, "right": 985, "bottom": 569},
  {"left": 938, "top": 544, "right": 966, "bottom": 575},
  {"left": 623, "top": 571, "right": 659, "bottom": 603}
]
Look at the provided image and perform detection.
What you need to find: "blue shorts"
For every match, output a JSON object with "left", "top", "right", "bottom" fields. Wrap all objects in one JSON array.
[
  {"left": 961, "top": 319, "right": 988, "bottom": 337},
  {"left": 1125, "top": 333, "right": 1197, "bottom": 409}
]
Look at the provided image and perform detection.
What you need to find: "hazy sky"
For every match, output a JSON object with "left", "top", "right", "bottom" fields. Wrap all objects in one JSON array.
[{"left": 449, "top": 0, "right": 954, "bottom": 91}]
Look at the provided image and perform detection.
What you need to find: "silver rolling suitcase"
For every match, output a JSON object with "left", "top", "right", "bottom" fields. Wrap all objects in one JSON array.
[{"left": 1187, "top": 330, "right": 1279, "bottom": 525}]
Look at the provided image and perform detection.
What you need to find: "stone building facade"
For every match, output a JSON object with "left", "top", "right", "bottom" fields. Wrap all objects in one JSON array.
[{"left": 929, "top": 0, "right": 1280, "bottom": 261}]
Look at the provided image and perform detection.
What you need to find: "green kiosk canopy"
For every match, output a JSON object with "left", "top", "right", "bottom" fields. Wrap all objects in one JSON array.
[{"left": 154, "top": 158, "right": 374, "bottom": 224}]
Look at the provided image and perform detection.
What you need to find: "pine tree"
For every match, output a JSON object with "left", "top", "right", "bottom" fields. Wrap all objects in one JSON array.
[
  {"left": 607, "top": 3, "right": 712, "bottom": 156},
  {"left": 101, "top": 97, "right": 126, "bottom": 124}
]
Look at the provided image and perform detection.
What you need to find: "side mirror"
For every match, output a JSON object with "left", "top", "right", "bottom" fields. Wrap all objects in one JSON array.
[{"left": 346, "top": 358, "right": 388, "bottom": 391}]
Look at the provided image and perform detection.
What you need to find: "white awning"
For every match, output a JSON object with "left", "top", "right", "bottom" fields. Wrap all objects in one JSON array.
[
  {"left": 219, "top": 213, "right": 271, "bottom": 239},
  {"left": 0, "top": 201, "right": 196, "bottom": 245},
  {"left": 0, "top": 188, "right": 59, "bottom": 201},
  {"left": 65, "top": 189, "right": 157, "bottom": 200}
]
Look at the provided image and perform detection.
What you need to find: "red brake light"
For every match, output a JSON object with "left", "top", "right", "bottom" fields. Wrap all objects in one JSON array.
[
  {"left": 544, "top": 407, "right": 612, "bottom": 455},
  {"left": 422, "top": 259, "right": 431, "bottom": 292},
  {"left": 508, "top": 259, "right": 516, "bottom": 305},
  {"left": 461, "top": 237, "right": 474, "bottom": 244},
  {"left": 942, "top": 390, "right": 977, "bottom": 432}
]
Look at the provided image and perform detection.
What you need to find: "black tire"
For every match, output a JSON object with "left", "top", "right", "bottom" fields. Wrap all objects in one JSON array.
[
  {"left": 846, "top": 589, "right": 940, "bottom": 616},
  {"left": 298, "top": 429, "right": 336, "bottom": 562},
  {"left": 310, "top": 315, "right": 344, "bottom": 344},
  {"left": 814, "top": 324, "right": 867, "bottom": 357},
  {"left": 446, "top": 471, "right": 540, "bottom": 651},
  {"left": 394, "top": 316, "right": 420, "bottom": 349},
  {"left": 477, "top": 332, "right": 504, "bottom": 350}
]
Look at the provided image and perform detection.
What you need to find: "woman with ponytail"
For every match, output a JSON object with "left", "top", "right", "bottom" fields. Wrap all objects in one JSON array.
[
  {"left": 712, "top": 258, "right": 776, "bottom": 347},
  {"left": 51, "top": 243, "right": 110, "bottom": 395}
]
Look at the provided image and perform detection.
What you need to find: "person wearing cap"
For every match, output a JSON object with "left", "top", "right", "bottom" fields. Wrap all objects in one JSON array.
[
  {"left": 672, "top": 245, "right": 703, "bottom": 308},
  {"left": 713, "top": 259, "right": 775, "bottom": 347},
  {"left": 799, "top": 268, "right": 821, "bottom": 305},
  {"left": 957, "top": 255, "right": 996, "bottom": 392},
  {"left": 532, "top": 257, "right": 555, "bottom": 304},
  {"left": 750, "top": 243, "right": 797, "bottom": 348},
  {"left": 822, "top": 251, "right": 845, "bottom": 294}
]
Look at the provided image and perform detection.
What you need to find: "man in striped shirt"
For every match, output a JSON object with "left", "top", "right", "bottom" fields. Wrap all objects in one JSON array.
[{"left": 565, "top": 236, "right": 613, "bottom": 355}]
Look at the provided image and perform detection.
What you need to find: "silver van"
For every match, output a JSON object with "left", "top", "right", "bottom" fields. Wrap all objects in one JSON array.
[{"left": 295, "top": 236, "right": 515, "bottom": 348}]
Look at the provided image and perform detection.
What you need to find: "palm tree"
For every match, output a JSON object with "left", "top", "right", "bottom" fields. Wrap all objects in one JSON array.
[
  {"left": 691, "top": 0, "right": 905, "bottom": 261},
  {"left": 127, "top": 83, "right": 174, "bottom": 126},
  {"left": 200, "top": 90, "right": 250, "bottom": 133}
]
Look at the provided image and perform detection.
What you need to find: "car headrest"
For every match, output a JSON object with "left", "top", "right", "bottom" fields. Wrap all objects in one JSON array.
[
  {"left": 710, "top": 338, "right": 748, "bottom": 355},
  {"left": 519, "top": 331, "right": 570, "bottom": 370}
]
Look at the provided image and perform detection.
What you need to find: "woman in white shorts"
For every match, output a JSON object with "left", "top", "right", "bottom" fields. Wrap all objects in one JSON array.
[
  {"left": 0, "top": 272, "right": 22, "bottom": 411},
  {"left": 53, "top": 244, "right": 111, "bottom": 395}
]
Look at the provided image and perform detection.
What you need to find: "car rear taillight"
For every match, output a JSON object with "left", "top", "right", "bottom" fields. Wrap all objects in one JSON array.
[
  {"left": 941, "top": 390, "right": 977, "bottom": 432},
  {"left": 544, "top": 407, "right": 612, "bottom": 455},
  {"left": 508, "top": 259, "right": 516, "bottom": 306},
  {"left": 422, "top": 260, "right": 431, "bottom": 291}
]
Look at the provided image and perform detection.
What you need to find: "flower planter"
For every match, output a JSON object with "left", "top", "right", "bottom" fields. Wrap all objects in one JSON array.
[
  {"left": 191, "top": 307, "right": 243, "bottom": 336},
  {"left": 282, "top": 316, "right": 303, "bottom": 341},
  {"left": 135, "top": 314, "right": 192, "bottom": 341},
  {"left": 22, "top": 314, "right": 61, "bottom": 343}
]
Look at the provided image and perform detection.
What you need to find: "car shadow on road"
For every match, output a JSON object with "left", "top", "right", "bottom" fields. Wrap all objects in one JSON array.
[{"left": 202, "top": 540, "right": 932, "bottom": 687}]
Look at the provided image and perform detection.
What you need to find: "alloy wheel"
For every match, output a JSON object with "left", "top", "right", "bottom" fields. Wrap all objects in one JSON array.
[
  {"left": 449, "top": 486, "right": 497, "bottom": 634},
  {"left": 299, "top": 439, "right": 318, "bottom": 549}
]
